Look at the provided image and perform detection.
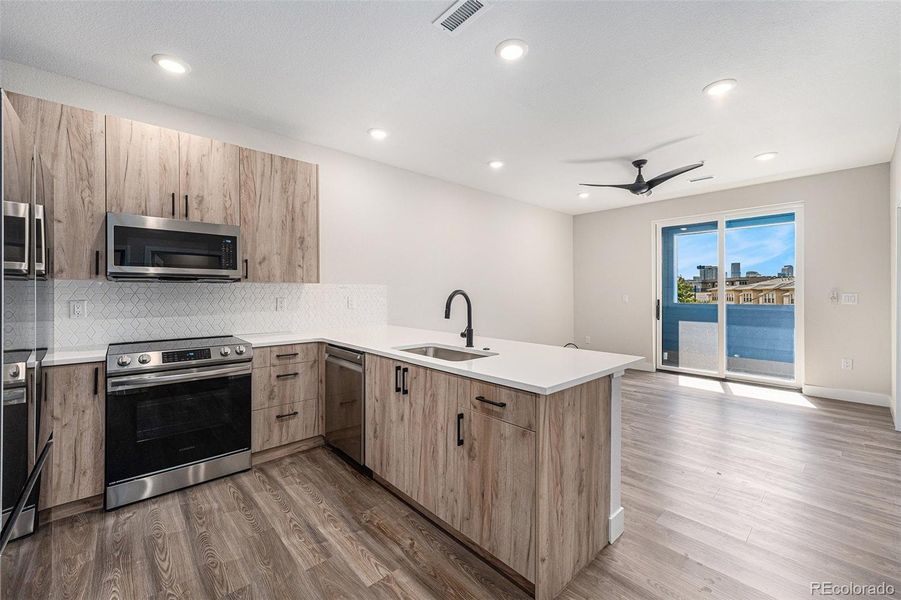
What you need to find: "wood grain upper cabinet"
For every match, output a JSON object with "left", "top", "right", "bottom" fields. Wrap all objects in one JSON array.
[
  {"left": 1, "top": 92, "right": 34, "bottom": 207},
  {"left": 239, "top": 148, "right": 319, "bottom": 282},
  {"left": 7, "top": 92, "right": 106, "bottom": 279},
  {"left": 39, "top": 362, "right": 105, "bottom": 509},
  {"left": 106, "top": 116, "right": 179, "bottom": 218},
  {"left": 178, "top": 132, "right": 239, "bottom": 225}
]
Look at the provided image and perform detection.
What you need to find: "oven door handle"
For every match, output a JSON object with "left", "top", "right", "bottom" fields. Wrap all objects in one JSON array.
[{"left": 106, "top": 364, "right": 251, "bottom": 392}]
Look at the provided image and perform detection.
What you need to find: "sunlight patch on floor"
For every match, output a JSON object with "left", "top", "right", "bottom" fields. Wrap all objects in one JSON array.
[{"left": 676, "top": 374, "right": 816, "bottom": 408}]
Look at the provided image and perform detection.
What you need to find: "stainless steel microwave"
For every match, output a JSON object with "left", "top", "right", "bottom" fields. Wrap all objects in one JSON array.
[
  {"left": 3, "top": 201, "right": 30, "bottom": 276},
  {"left": 106, "top": 213, "right": 241, "bottom": 281}
]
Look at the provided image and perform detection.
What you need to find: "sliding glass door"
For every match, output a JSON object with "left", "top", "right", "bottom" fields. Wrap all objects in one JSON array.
[{"left": 657, "top": 208, "right": 800, "bottom": 385}]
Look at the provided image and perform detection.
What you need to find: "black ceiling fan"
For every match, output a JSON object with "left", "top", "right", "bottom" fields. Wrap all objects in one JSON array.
[{"left": 580, "top": 159, "right": 704, "bottom": 196}]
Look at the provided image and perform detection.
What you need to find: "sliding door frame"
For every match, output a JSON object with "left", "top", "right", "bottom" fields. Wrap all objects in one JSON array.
[{"left": 652, "top": 202, "right": 805, "bottom": 388}]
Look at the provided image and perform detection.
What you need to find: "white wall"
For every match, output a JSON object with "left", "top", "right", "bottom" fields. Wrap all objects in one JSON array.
[
  {"left": 0, "top": 61, "right": 574, "bottom": 346},
  {"left": 574, "top": 164, "right": 892, "bottom": 403},
  {"left": 890, "top": 125, "right": 901, "bottom": 429}
]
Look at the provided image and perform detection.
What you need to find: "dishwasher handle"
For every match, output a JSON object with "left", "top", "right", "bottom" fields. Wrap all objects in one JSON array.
[{"left": 325, "top": 355, "right": 363, "bottom": 373}]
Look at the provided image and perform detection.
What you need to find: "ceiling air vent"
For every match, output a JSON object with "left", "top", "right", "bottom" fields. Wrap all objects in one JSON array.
[{"left": 433, "top": 0, "right": 490, "bottom": 36}]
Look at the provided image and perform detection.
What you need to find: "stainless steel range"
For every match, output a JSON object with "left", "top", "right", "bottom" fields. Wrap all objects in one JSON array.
[{"left": 105, "top": 336, "right": 253, "bottom": 510}]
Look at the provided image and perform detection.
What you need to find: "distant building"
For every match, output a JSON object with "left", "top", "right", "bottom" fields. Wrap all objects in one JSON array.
[
  {"left": 697, "top": 265, "right": 717, "bottom": 281},
  {"left": 697, "top": 277, "right": 795, "bottom": 305},
  {"left": 780, "top": 265, "right": 794, "bottom": 277},
  {"left": 731, "top": 262, "right": 741, "bottom": 278},
  {"left": 746, "top": 270, "right": 761, "bottom": 277}
]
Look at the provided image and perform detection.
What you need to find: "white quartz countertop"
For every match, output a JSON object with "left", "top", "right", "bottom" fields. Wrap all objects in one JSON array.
[{"left": 42, "top": 326, "right": 643, "bottom": 395}]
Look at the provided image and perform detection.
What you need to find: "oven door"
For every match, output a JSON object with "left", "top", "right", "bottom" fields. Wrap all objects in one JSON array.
[
  {"left": 106, "top": 212, "right": 241, "bottom": 280},
  {"left": 105, "top": 363, "right": 251, "bottom": 487},
  {"left": 4, "top": 201, "right": 30, "bottom": 276}
]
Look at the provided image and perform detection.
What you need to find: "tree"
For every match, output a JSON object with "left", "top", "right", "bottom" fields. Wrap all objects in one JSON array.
[{"left": 677, "top": 276, "right": 696, "bottom": 303}]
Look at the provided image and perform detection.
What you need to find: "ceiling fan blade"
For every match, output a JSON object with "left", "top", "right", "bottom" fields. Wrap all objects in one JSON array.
[
  {"left": 645, "top": 162, "right": 704, "bottom": 190},
  {"left": 579, "top": 183, "right": 636, "bottom": 190}
]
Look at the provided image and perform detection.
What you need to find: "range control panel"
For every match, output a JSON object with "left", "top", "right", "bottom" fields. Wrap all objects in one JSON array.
[{"left": 162, "top": 348, "right": 212, "bottom": 363}]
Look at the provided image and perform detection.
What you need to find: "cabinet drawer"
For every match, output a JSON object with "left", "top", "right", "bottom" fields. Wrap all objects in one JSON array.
[
  {"left": 252, "top": 400, "right": 319, "bottom": 452},
  {"left": 270, "top": 344, "right": 318, "bottom": 366},
  {"left": 253, "top": 360, "right": 319, "bottom": 410},
  {"left": 468, "top": 381, "right": 536, "bottom": 431}
]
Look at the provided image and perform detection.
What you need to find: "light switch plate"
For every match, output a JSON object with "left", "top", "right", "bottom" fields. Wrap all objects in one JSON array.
[
  {"left": 841, "top": 358, "right": 854, "bottom": 370},
  {"left": 69, "top": 299, "right": 87, "bottom": 319},
  {"left": 839, "top": 293, "right": 859, "bottom": 305},
  {"left": 275, "top": 297, "right": 286, "bottom": 312}
]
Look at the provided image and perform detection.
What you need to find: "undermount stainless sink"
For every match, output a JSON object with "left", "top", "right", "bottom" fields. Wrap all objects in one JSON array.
[{"left": 397, "top": 344, "right": 497, "bottom": 362}]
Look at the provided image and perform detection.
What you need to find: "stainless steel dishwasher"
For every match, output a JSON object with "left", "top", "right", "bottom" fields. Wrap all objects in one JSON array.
[{"left": 324, "top": 345, "right": 365, "bottom": 467}]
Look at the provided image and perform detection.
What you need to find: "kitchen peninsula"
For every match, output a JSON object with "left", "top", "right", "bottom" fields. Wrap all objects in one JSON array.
[{"left": 44, "top": 325, "right": 641, "bottom": 599}]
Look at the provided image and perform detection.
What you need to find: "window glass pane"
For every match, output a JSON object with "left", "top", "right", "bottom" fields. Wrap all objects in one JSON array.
[{"left": 724, "top": 213, "right": 796, "bottom": 380}]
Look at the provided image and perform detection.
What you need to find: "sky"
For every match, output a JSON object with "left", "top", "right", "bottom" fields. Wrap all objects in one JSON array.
[{"left": 675, "top": 222, "right": 795, "bottom": 279}]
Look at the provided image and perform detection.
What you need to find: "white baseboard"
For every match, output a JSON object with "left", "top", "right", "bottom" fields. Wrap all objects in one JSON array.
[
  {"left": 626, "top": 360, "right": 654, "bottom": 373},
  {"left": 801, "top": 385, "right": 891, "bottom": 408},
  {"left": 608, "top": 506, "right": 624, "bottom": 543}
]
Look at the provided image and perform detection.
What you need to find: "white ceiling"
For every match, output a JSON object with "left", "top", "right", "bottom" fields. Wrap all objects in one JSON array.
[{"left": 2, "top": 1, "right": 899, "bottom": 215}]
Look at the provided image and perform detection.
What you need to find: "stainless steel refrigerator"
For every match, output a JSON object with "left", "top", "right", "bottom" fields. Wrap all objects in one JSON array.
[{"left": 0, "top": 90, "right": 54, "bottom": 553}]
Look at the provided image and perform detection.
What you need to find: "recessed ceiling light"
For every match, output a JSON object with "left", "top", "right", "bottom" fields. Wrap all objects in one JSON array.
[
  {"left": 152, "top": 54, "right": 190, "bottom": 75},
  {"left": 680, "top": 227, "right": 688, "bottom": 231},
  {"left": 703, "top": 78, "right": 737, "bottom": 97},
  {"left": 488, "top": 160, "right": 505, "bottom": 169},
  {"left": 754, "top": 152, "right": 778, "bottom": 161},
  {"left": 367, "top": 128, "right": 388, "bottom": 140},
  {"left": 578, "top": 192, "right": 590, "bottom": 199},
  {"left": 495, "top": 39, "right": 528, "bottom": 61}
]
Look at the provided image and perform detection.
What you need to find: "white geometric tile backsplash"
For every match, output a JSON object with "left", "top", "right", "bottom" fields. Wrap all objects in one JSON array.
[{"left": 41, "top": 280, "right": 387, "bottom": 349}]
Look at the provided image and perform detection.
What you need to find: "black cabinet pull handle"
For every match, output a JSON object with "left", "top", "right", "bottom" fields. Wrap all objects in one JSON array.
[
  {"left": 401, "top": 367, "right": 409, "bottom": 395},
  {"left": 243, "top": 258, "right": 249, "bottom": 279},
  {"left": 94, "top": 250, "right": 100, "bottom": 276},
  {"left": 276, "top": 372, "right": 299, "bottom": 379},
  {"left": 275, "top": 352, "right": 299, "bottom": 359},
  {"left": 93, "top": 366, "right": 99, "bottom": 396},
  {"left": 456, "top": 413, "right": 464, "bottom": 446},
  {"left": 42, "top": 371, "right": 47, "bottom": 404},
  {"left": 394, "top": 365, "right": 401, "bottom": 393},
  {"left": 275, "top": 411, "right": 298, "bottom": 420},
  {"left": 171, "top": 192, "right": 176, "bottom": 217},
  {"left": 475, "top": 395, "right": 507, "bottom": 408},
  {"left": 184, "top": 194, "right": 189, "bottom": 220}
]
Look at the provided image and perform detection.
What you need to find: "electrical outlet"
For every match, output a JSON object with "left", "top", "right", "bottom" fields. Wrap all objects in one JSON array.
[
  {"left": 584, "top": 335, "right": 591, "bottom": 344},
  {"left": 69, "top": 299, "right": 87, "bottom": 319},
  {"left": 621, "top": 294, "right": 630, "bottom": 304},
  {"left": 346, "top": 296, "right": 355, "bottom": 310},
  {"left": 841, "top": 358, "right": 854, "bottom": 370},
  {"left": 275, "top": 297, "right": 286, "bottom": 312}
]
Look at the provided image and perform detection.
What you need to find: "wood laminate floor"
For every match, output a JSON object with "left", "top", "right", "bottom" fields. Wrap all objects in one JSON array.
[{"left": 2, "top": 370, "right": 899, "bottom": 600}]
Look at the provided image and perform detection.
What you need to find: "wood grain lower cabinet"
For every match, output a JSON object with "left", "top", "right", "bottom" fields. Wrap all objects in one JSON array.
[
  {"left": 239, "top": 148, "right": 319, "bottom": 282},
  {"left": 365, "top": 355, "right": 408, "bottom": 492},
  {"left": 457, "top": 409, "right": 536, "bottom": 580},
  {"left": 252, "top": 360, "right": 319, "bottom": 410},
  {"left": 365, "top": 360, "right": 613, "bottom": 598},
  {"left": 106, "top": 115, "right": 179, "bottom": 218},
  {"left": 250, "top": 344, "right": 322, "bottom": 453},
  {"left": 7, "top": 92, "right": 106, "bottom": 279},
  {"left": 252, "top": 399, "right": 318, "bottom": 452},
  {"left": 39, "top": 362, "right": 105, "bottom": 509}
]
